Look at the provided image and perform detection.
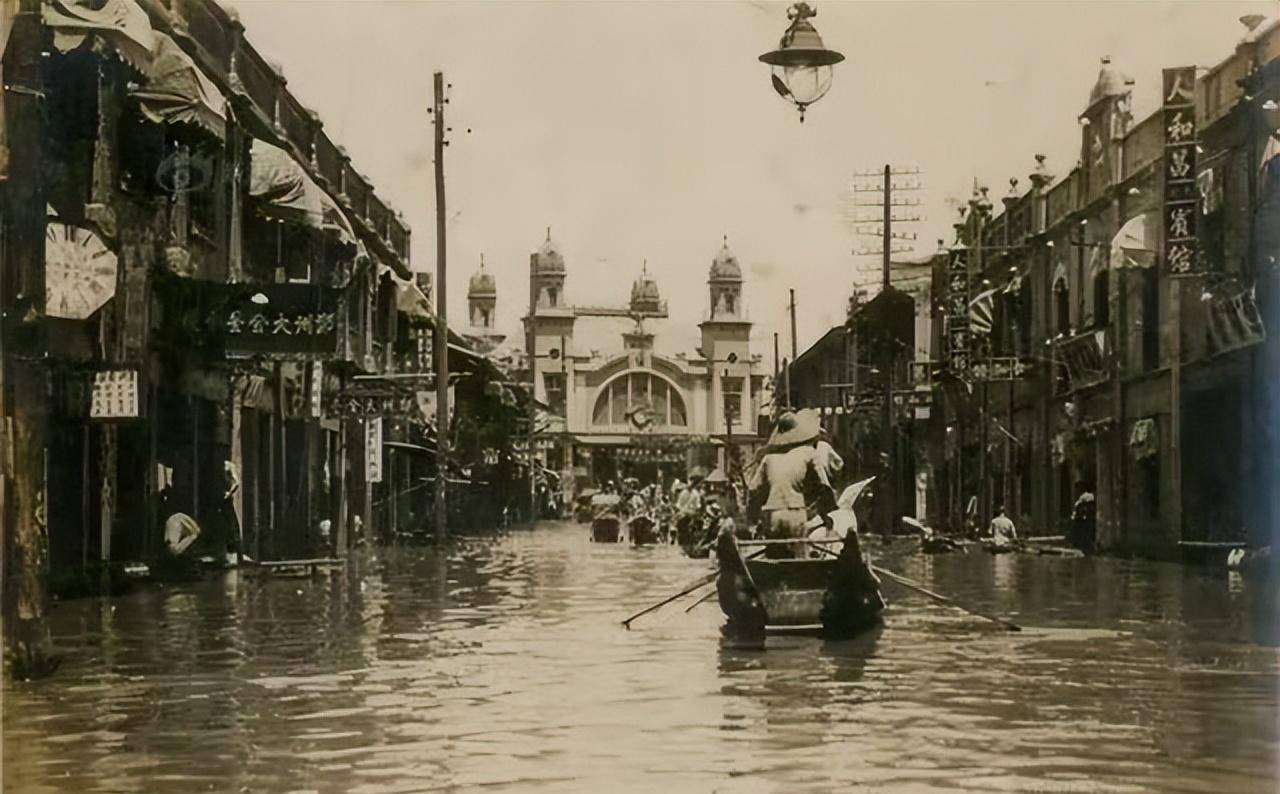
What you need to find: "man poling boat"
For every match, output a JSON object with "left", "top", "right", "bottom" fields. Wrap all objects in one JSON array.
[{"left": 715, "top": 409, "right": 886, "bottom": 638}]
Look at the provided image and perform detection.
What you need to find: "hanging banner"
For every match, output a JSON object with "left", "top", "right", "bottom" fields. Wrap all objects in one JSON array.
[
  {"left": 365, "top": 418, "right": 383, "bottom": 483},
  {"left": 1162, "top": 67, "right": 1199, "bottom": 275},
  {"left": 945, "top": 246, "right": 971, "bottom": 374},
  {"left": 307, "top": 361, "right": 324, "bottom": 418}
]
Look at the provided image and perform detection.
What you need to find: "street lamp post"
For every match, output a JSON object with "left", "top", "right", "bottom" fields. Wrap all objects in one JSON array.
[{"left": 759, "top": 2, "right": 845, "bottom": 123}]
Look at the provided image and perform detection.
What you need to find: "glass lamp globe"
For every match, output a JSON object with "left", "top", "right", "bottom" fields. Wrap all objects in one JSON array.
[{"left": 759, "top": 2, "right": 844, "bottom": 122}]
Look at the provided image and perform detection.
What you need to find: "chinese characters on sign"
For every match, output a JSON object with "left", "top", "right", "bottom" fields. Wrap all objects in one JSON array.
[
  {"left": 970, "top": 356, "right": 1032, "bottom": 382},
  {"left": 308, "top": 362, "right": 324, "bottom": 419},
  {"left": 219, "top": 284, "right": 344, "bottom": 359},
  {"left": 945, "top": 247, "right": 971, "bottom": 375},
  {"left": 365, "top": 418, "right": 383, "bottom": 483},
  {"left": 326, "top": 389, "right": 421, "bottom": 419},
  {"left": 90, "top": 370, "right": 140, "bottom": 419},
  {"left": 1162, "top": 67, "right": 1199, "bottom": 275}
]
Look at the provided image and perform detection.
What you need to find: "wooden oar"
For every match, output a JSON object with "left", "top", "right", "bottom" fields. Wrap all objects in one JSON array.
[
  {"left": 871, "top": 564, "right": 1022, "bottom": 632},
  {"left": 621, "top": 571, "right": 718, "bottom": 628},
  {"left": 683, "top": 586, "right": 718, "bottom": 613},
  {"left": 620, "top": 548, "right": 765, "bottom": 628}
]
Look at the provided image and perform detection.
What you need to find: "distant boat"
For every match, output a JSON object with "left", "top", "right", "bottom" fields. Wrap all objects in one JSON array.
[
  {"left": 715, "top": 531, "right": 885, "bottom": 639},
  {"left": 629, "top": 514, "right": 661, "bottom": 546},
  {"left": 590, "top": 493, "right": 623, "bottom": 542}
]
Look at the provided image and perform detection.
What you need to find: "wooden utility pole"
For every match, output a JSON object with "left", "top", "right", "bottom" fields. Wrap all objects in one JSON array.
[
  {"left": 787, "top": 289, "right": 797, "bottom": 409},
  {"left": 849, "top": 164, "right": 922, "bottom": 538},
  {"left": 772, "top": 332, "right": 780, "bottom": 419},
  {"left": 432, "top": 72, "right": 449, "bottom": 544},
  {"left": 880, "top": 165, "right": 895, "bottom": 538}
]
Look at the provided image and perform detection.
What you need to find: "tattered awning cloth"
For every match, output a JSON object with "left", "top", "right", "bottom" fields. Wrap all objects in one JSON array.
[
  {"left": 249, "top": 138, "right": 357, "bottom": 246},
  {"left": 130, "top": 32, "right": 226, "bottom": 139},
  {"left": 43, "top": 0, "right": 154, "bottom": 72},
  {"left": 1128, "top": 418, "right": 1159, "bottom": 461},
  {"left": 1207, "top": 283, "right": 1267, "bottom": 356},
  {"left": 1109, "top": 212, "right": 1157, "bottom": 269}
]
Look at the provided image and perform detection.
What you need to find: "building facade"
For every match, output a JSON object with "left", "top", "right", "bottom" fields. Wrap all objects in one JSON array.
[
  {"left": 474, "top": 235, "right": 765, "bottom": 502},
  {"left": 925, "top": 27, "right": 1280, "bottom": 556},
  {"left": 1, "top": 0, "right": 520, "bottom": 667}
]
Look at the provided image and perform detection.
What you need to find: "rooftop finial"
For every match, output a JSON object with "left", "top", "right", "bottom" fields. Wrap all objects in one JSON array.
[
  {"left": 479, "top": 252, "right": 485, "bottom": 269},
  {"left": 642, "top": 258, "right": 648, "bottom": 275},
  {"left": 545, "top": 226, "right": 551, "bottom": 242},
  {"left": 723, "top": 234, "right": 728, "bottom": 248}
]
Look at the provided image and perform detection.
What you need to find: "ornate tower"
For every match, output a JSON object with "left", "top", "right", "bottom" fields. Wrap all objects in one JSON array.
[
  {"left": 624, "top": 262, "right": 662, "bottom": 353},
  {"left": 708, "top": 237, "right": 743, "bottom": 321},
  {"left": 468, "top": 254, "right": 496, "bottom": 332},
  {"left": 1079, "top": 56, "right": 1133, "bottom": 202},
  {"left": 530, "top": 227, "right": 566, "bottom": 311},
  {"left": 525, "top": 228, "right": 576, "bottom": 417},
  {"left": 700, "top": 237, "right": 753, "bottom": 437}
]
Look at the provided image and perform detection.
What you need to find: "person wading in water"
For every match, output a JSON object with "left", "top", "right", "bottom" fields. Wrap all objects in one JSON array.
[{"left": 747, "top": 409, "right": 835, "bottom": 558}]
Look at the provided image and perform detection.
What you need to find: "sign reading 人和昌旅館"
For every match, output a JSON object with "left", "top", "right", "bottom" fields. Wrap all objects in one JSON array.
[
  {"left": 218, "top": 284, "right": 345, "bottom": 359},
  {"left": 1162, "top": 66, "right": 1199, "bottom": 276}
]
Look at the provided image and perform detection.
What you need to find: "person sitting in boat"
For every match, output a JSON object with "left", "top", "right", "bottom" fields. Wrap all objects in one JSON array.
[
  {"left": 747, "top": 409, "right": 834, "bottom": 558},
  {"left": 987, "top": 504, "right": 1018, "bottom": 549}
]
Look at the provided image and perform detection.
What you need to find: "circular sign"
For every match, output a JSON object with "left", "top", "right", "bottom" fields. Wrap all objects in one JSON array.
[{"left": 45, "top": 223, "right": 117, "bottom": 320}]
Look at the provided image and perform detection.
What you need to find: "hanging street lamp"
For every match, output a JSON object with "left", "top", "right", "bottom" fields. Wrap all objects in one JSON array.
[{"left": 759, "top": 2, "right": 845, "bottom": 123}]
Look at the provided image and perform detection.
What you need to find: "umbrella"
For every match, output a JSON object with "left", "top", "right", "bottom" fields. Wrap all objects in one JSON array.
[{"left": 836, "top": 476, "right": 876, "bottom": 511}]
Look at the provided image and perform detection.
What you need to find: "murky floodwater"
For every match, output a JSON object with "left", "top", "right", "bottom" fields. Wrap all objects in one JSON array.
[{"left": 5, "top": 521, "right": 1279, "bottom": 793}]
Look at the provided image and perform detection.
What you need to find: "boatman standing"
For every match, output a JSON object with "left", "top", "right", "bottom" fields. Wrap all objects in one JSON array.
[{"left": 747, "top": 409, "right": 833, "bottom": 558}]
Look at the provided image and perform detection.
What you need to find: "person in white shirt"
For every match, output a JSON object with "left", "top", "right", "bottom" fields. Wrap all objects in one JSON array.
[
  {"left": 988, "top": 504, "right": 1018, "bottom": 547},
  {"left": 813, "top": 428, "right": 844, "bottom": 484}
]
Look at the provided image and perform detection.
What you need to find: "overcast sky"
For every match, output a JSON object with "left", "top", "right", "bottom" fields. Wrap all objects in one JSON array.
[{"left": 230, "top": 0, "right": 1274, "bottom": 360}]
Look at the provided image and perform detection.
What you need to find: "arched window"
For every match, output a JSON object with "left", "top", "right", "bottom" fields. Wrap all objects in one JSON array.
[
  {"left": 592, "top": 371, "right": 688, "bottom": 428},
  {"left": 1053, "top": 277, "right": 1070, "bottom": 334},
  {"left": 1092, "top": 270, "right": 1110, "bottom": 328}
]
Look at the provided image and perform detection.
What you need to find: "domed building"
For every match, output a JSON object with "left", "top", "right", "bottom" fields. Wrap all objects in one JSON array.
[
  {"left": 629, "top": 262, "right": 665, "bottom": 316},
  {"left": 464, "top": 254, "right": 505, "bottom": 353},
  {"left": 515, "top": 232, "right": 763, "bottom": 500}
]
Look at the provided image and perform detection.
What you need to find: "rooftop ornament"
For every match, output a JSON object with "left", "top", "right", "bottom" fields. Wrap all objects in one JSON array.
[{"left": 759, "top": 2, "right": 844, "bottom": 123}]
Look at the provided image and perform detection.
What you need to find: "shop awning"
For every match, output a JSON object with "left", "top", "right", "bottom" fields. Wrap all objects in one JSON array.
[
  {"left": 44, "top": 0, "right": 154, "bottom": 72},
  {"left": 1110, "top": 213, "right": 1157, "bottom": 269},
  {"left": 396, "top": 281, "right": 432, "bottom": 319},
  {"left": 130, "top": 33, "right": 226, "bottom": 139},
  {"left": 249, "top": 138, "right": 357, "bottom": 246}
]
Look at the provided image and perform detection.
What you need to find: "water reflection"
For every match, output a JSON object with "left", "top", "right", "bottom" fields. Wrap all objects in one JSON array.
[{"left": 4, "top": 523, "right": 1278, "bottom": 793}]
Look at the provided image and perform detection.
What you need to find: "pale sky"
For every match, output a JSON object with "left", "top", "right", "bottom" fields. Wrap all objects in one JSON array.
[{"left": 230, "top": 0, "right": 1275, "bottom": 360}]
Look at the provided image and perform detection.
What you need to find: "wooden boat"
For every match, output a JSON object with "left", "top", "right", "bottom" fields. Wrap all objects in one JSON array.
[
  {"left": 591, "top": 516, "right": 622, "bottom": 543},
  {"left": 629, "top": 514, "right": 661, "bottom": 546},
  {"left": 715, "top": 532, "right": 885, "bottom": 639}
]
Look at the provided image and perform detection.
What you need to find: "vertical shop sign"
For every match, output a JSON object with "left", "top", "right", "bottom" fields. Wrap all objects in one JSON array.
[
  {"left": 365, "top": 418, "right": 383, "bottom": 483},
  {"left": 1162, "top": 67, "right": 1199, "bottom": 275},
  {"left": 945, "top": 246, "right": 971, "bottom": 374}
]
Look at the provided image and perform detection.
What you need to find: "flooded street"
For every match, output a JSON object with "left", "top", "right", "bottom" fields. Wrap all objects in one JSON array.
[{"left": 5, "top": 521, "right": 1279, "bottom": 793}]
